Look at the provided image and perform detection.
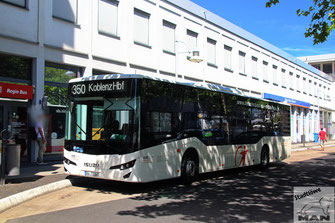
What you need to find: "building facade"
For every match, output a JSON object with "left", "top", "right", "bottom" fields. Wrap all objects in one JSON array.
[
  {"left": 0, "top": 0, "right": 334, "bottom": 162},
  {"left": 299, "top": 54, "right": 335, "bottom": 81},
  {"left": 298, "top": 54, "right": 335, "bottom": 140}
]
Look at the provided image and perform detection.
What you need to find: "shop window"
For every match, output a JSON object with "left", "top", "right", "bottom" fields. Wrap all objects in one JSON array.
[{"left": 0, "top": 54, "right": 32, "bottom": 82}]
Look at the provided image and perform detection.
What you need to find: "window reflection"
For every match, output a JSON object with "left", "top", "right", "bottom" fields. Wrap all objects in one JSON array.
[{"left": 141, "top": 79, "right": 290, "bottom": 147}]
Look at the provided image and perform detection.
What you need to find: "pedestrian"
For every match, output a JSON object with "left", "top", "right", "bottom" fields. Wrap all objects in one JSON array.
[
  {"left": 35, "top": 114, "right": 47, "bottom": 164},
  {"left": 317, "top": 128, "right": 327, "bottom": 151}
]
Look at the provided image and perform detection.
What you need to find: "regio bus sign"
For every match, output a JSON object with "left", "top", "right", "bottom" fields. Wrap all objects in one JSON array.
[{"left": 0, "top": 82, "right": 33, "bottom": 100}]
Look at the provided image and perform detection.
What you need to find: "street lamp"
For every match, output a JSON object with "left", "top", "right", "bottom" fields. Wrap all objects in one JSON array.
[
  {"left": 175, "top": 40, "right": 203, "bottom": 80},
  {"left": 188, "top": 50, "right": 203, "bottom": 63}
]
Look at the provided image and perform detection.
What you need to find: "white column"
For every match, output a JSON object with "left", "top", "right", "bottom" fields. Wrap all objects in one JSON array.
[
  {"left": 292, "top": 107, "right": 297, "bottom": 143},
  {"left": 83, "top": 60, "right": 93, "bottom": 77},
  {"left": 317, "top": 110, "right": 320, "bottom": 131},
  {"left": 305, "top": 109, "right": 309, "bottom": 141},
  {"left": 299, "top": 109, "right": 303, "bottom": 142},
  {"left": 309, "top": 110, "right": 313, "bottom": 141},
  {"left": 30, "top": 0, "right": 45, "bottom": 163}
]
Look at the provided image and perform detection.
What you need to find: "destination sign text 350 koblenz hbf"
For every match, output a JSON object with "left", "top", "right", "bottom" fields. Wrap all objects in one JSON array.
[{"left": 70, "top": 80, "right": 128, "bottom": 97}]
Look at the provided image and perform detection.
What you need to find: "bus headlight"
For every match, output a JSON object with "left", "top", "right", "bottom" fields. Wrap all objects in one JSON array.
[{"left": 110, "top": 160, "right": 136, "bottom": 170}]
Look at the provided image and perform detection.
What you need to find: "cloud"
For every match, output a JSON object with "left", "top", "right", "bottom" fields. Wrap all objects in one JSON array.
[
  {"left": 282, "top": 46, "right": 333, "bottom": 56},
  {"left": 282, "top": 24, "right": 305, "bottom": 33}
]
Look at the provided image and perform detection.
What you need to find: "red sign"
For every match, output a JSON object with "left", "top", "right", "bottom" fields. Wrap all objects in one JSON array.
[{"left": 0, "top": 82, "right": 34, "bottom": 100}]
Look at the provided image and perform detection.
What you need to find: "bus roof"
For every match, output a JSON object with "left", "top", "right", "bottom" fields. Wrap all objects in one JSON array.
[{"left": 69, "top": 74, "right": 290, "bottom": 107}]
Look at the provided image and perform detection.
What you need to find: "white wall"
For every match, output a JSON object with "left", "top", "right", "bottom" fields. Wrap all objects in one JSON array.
[{"left": 0, "top": 0, "right": 333, "bottom": 113}]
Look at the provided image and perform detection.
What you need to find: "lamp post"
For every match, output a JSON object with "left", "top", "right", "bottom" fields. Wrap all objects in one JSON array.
[{"left": 174, "top": 40, "right": 203, "bottom": 81}]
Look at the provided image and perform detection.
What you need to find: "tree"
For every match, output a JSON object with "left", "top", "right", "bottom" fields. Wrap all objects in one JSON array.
[
  {"left": 266, "top": 0, "right": 335, "bottom": 44},
  {"left": 44, "top": 67, "right": 73, "bottom": 105}
]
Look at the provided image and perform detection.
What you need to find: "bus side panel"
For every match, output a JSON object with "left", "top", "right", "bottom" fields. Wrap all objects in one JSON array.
[
  {"left": 134, "top": 142, "right": 181, "bottom": 182},
  {"left": 64, "top": 136, "right": 291, "bottom": 183},
  {"left": 135, "top": 138, "right": 206, "bottom": 182}
]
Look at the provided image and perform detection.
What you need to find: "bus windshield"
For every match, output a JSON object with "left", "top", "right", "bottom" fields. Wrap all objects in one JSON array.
[{"left": 66, "top": 96, "right": 140, "bottom": 154}]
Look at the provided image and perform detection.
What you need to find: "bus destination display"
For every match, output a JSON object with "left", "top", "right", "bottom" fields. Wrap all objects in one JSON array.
[{"left": 69, "top": 80, "right": 128, "bottom": 97}]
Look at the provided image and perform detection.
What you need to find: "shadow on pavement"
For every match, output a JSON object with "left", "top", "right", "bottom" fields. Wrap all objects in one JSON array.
[
  {"left": 114, "top": 158, "right": 334, "bottom": 223},
  {"left": 70, "top": 152, "right": 334, "bottom": 223},
  {"left": 8, "top": 152, "right": 334, "bottom": 223}
]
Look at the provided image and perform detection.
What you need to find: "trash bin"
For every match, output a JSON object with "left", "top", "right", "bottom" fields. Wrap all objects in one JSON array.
[
  {"left": 313, "top": 133, "right": 319, "bottom": 142},
  {"left": 6, "top": 144, "right": 20, "bottom": 176}
]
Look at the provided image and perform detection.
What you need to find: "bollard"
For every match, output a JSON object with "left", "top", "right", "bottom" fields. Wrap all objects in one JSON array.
[
  {"left": 301, "top": 135, "right": 305, "bottom": 147},
  {"left": 0, "top": 130, "right": 10, "bottom": 186}
]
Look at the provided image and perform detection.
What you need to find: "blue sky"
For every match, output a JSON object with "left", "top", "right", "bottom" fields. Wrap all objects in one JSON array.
[{"left": 191, "top": 0, "right": 335, "bottom": 57}]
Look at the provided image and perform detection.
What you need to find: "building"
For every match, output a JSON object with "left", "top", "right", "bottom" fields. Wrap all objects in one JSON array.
[
  {"left": 299, "top": 54, "right": 335, "bottom": 81},
  {"left": 0, "top": 0, "right": 333, "bottom": 162},
  {"left": 298, "top": 54, "right": 335, "bottom": 139}
]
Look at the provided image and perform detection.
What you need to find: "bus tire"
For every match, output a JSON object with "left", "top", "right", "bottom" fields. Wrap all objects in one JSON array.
[
  {"left": 181, "top": 150, "right": 199, "bottom": 184},
  {"left": 260, "top": 145, "right": 270, "bottom": 170}
]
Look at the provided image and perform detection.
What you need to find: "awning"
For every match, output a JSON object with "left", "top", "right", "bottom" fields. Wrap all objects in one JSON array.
[{"left": 263, "top": 93, "right": 310, "bottom": 108}]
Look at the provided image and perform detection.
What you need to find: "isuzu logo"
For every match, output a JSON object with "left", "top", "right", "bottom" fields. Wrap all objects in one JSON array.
[{"left": 84, "top": 163, "right": 99, "bottom": 168}]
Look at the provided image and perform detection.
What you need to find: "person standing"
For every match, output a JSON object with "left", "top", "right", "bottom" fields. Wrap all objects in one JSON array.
[
  {"left": 318, "top": 128, "right": 328, "bottom": 151},
  {"left": 35, "top": 115, "right": 47, "bottom": 164}
]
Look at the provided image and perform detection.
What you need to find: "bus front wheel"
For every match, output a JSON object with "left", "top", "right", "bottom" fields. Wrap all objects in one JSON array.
[
  {"left": 260, "top": 146, "right": 270, "bottom": 170},
  {"left": 181, "top": 151, "right": 199, "bottom": 184}
]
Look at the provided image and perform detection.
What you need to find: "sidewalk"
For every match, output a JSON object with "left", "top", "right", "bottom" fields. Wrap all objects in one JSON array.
[
  {"left": 0, "top": 161, "right": 67, "bottom": 199},
  {"left": 291, "top": 139, "right": 335, "bottom": 151}
]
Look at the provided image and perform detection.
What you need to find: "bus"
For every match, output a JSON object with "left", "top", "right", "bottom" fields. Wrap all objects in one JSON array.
[{"left": 64, "top": 74, "right": 291, "bottom": 183}]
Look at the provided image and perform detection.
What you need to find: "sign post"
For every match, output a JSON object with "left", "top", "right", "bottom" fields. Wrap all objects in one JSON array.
[{"left": 0, "top": 129, "right": 10, "bottom": 185}]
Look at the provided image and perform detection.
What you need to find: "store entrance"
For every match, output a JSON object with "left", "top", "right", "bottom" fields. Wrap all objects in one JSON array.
[{"left": 4, "top": 103, "right": 29, "bottom": 162}]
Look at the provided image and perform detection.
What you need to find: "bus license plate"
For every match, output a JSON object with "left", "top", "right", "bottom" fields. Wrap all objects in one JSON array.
[{"left": 84, "top": 171, "right": 101, "bottom": 177}]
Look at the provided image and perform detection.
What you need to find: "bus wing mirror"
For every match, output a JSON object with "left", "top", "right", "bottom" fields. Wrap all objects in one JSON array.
[{"left": 41, "top": 96, "right": 48, "bottom": 110}]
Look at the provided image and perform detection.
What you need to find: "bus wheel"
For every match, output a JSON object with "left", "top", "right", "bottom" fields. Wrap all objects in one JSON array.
[
  {"left": 181, "top": 152, "right": 199, "bottom": 184},
  {"left": 260, "top": 146, "right": 270, "bottom": 170}
]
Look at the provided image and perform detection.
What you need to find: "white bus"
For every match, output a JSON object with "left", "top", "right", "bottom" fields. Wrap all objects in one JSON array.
[{"left": 64, "top": 74, "right": 291, "bottom": 183}]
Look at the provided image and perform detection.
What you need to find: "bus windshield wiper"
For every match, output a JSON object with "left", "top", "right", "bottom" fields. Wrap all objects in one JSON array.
[{"left": 91, "top": 97, "right": 114, "bottom": 139}]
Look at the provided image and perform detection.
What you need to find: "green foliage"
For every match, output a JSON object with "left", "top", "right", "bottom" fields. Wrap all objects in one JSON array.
[
  {"left": 266, "top": 0, "right": 335, "bottom": 44},
  {"left": 45, "top": 67, "right": 73, "bottom": 83},
  {"left": 44, "top": 67, "right": 73, "bottom": 105},
  {"left": 0, "top": 54, "right": 32, "bottom": 80}
]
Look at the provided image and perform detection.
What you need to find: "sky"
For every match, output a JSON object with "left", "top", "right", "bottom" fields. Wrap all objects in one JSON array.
[{"left": 190, "top": 0, "right": 335, "bottom": 57}]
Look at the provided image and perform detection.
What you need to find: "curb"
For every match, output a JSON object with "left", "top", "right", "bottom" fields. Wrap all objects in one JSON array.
[
  {"left": 0, "top": 179, "right": 73, "bottom": 213},
  {"left": 292, "top": 144, "right": 335, "bottom": 152}
]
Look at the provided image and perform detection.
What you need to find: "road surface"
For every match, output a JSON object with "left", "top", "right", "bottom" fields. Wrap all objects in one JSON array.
[{"left": 1, "top": 147, "right": 334, "bottom": 223}]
